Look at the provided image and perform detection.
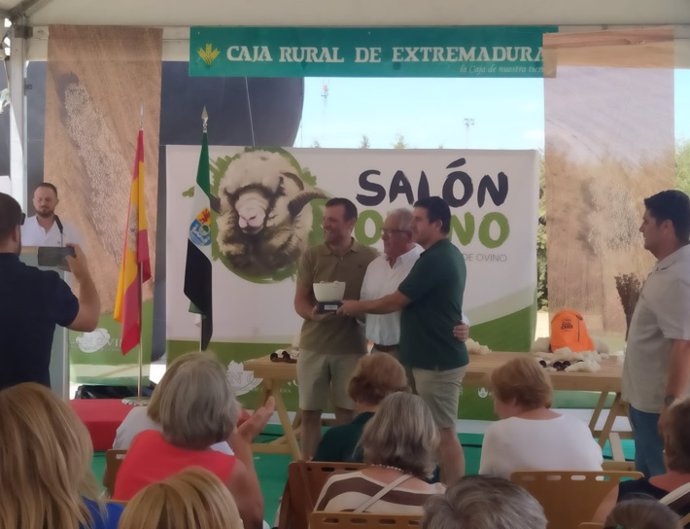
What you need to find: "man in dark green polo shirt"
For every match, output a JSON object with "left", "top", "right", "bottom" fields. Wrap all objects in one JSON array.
[{"left": 340, "top": 196, "right": 467, "bottom": 484}]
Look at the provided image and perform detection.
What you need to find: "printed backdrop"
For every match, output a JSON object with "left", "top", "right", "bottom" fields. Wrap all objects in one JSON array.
[
  {"left": 166, "top": 146, "right": 538, "bottom": 338},
  {"left": 166, "top": 147, "right": 540, "bottom": 415}
]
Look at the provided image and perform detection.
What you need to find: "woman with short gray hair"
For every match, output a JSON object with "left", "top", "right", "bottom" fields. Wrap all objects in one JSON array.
[
  {"left": 422, "top": 475, "right": 547, "bottom": 529},
  {"left": 112, "top": 352, "right": 274, "bottom": 529},
  {"left": 314, "top": 392, "right": 445, "bottom": 515}
]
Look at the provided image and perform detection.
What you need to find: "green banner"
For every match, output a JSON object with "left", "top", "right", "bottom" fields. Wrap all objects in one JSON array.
[{"left": 189, "top": 26, "right": 557, "bottom": 78}]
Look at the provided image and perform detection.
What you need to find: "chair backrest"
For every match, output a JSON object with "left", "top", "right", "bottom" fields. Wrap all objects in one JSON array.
[
  {"left": 511, "top": 470, "right": 642, "bottom": 529},
  {"left": 310, "top": 511, "right": 421, "bottom": 529},
  {"left": 278, "top": 461, "right": 366, "bottom": 529},
  {"left": 103, "top": 449, "right": 128, "bottom": 497}
]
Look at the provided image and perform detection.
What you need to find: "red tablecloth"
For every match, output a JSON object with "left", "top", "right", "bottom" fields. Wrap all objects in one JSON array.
[
  {"left": 70, "top": 399, "right": 132, "bottom": 451},
  {"left": 70, "top": 399, "right": 253, "bottom": 451}
]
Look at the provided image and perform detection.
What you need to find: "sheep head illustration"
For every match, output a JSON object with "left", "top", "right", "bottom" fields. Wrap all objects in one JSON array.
[{"left": 215, "top": 150, "right": 326, "bottom": 279}]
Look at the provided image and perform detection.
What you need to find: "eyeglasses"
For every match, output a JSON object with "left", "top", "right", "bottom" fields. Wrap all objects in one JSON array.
[
  {"left": 380, "top": 228, "right": 411, "bottom": 236},
  {"left": 20, "top": 213, "right": 25, "bottom": 226}
]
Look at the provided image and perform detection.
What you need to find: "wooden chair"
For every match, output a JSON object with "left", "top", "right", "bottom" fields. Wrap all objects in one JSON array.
[
  {"left": 310, "top": 511, "right": 421, "bottom": 529},
  {"left": 601, "top": 460, "right": 637, "bottom": 472},
  {"left": 511, "top": 470, "right": 642, "bottom": 529},
  {"left": 102, "top": 449, "right": 127, "bottom": 497},
  {"left": 278, "top": 461, "right": 366, "bottom": 529}
]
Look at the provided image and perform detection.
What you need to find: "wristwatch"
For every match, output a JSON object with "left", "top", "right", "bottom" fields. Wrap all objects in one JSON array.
[{"left": 664, "top": 394, "right": 676, "bottom": 407}]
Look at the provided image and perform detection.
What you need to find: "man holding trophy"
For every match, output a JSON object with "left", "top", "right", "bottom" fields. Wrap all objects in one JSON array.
[{"left": 293, "top": 197, "right": 377, "bottom": 460}]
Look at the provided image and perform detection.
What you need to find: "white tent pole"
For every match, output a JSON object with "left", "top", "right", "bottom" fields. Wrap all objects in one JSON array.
[{"left": 8, "top": 21, "right": 27, "bottom": 210}]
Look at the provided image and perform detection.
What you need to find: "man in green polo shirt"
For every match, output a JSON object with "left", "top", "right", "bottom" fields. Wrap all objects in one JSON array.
[
  {"left": 340, "top": 196, "right": 467, "bottom": 484},
  {"left": 294, "top": 197, "right": 378, "bottom": 460}
]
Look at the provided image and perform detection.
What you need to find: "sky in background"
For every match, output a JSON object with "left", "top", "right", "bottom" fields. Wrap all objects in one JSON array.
[{"left": 296, "top": 69, "right": 690, "bottom": 151}]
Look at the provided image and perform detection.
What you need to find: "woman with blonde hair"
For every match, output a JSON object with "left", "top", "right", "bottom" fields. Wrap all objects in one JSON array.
[
  {"left": 0, "top": 382, "right": 123, "bottom": 529},
  {"left": 113, "top": 352, "right": 274, "bottom": 529},
  {"left": 113, "top": 351, "right": 232, "bottom": 454},
  {"left": 479, "top": 356, "right": 602, "bottom": 478},
  {"left": 314, "top": 352, "right": 408, "bottom": 462},
  {"left": 315, "top": 392, "right": 445, "bottom": 515},
  {"left": 118, "top": 467, "right": 243, "bottom": 529}
]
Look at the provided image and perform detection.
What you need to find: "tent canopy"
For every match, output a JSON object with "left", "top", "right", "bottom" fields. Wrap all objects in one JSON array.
[{"left": 2, "top": 0, "right": 689, "bottom": 26}]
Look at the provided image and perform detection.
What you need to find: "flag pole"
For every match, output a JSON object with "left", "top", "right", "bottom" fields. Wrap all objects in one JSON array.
[
  {"left": 199, "top": 106, "right": 208, "bottom": 352},
  {"left": 137, "top": 103, "right": 144, "bottom": 399},
  {"left": 137, "top": 260, "right": 143, "bottom": 400},
  {"left": 124, "top": 258, "right": 146, "bottom": 405},
  {"left": 122, "top": 116, "right": 149, "bottom": 406}
]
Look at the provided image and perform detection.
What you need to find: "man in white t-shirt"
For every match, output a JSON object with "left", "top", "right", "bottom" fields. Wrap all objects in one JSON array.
[
  {"left": 360, "top": 208, "right": 468, "bottom": 358},
  {"left": 21, "top": 183, "right": 84, "bottom": 249}
]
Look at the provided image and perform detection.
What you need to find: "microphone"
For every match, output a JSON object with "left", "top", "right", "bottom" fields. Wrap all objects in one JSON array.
[{"left": 54, "top": 215, "right": 64, "bottom": 247}]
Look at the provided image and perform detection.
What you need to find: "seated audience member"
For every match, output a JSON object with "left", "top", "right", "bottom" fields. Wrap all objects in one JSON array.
[
  {"left": 114, "top": 351, "right": 232, "bottom": 454},
  {"left": 113, "top": 352, "right": 274, "bottom": 529},
  {"left": 313, "top": 352, "right": 408, "bottom": 462},
  {"left": 603, "top": 499, "right": 682, "bottom": 529},
  {"left": 479, "top": 356, "right": 602, "bottom": 478},
  {"left": 315, "top": 392, "right": 445, "bottom": 515},
  {"left": 422, "top": 475, "right": 547, "bottom": 529},
  {"left": 118, "top": 467, "right": 243, "bottom": 529},
  {"left": 594, "top": 398, "right": 690, "bottom": 524},
  {"left": 0, "top": 383, "right": 123, "bottom": 529}
]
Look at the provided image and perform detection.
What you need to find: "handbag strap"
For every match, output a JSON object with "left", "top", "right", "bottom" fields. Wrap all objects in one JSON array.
[
  {"left": 660, "top": 482, "right": 690, "bottom": 526},
  {"left": 660, "top": 482, "right": 690, "bottom": 506},
  {"left": 353, "top": 473, "right": 412, "bottom": 513}
]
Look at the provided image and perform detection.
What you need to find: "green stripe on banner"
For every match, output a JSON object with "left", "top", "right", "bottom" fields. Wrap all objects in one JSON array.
[
  {"left": 69, "top": 301, "right": 153, "bottom": 385},
  {"left": 469, "top": 304, "right": 537, "bottom": 352}
]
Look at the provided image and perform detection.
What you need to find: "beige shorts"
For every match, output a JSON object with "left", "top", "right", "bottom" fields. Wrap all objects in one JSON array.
[
  {"left": 296, "top": 348, "right": 362, "bottom": 411},
  {"left": 410, "top": 366, "right": 467, "bottom": 428}
]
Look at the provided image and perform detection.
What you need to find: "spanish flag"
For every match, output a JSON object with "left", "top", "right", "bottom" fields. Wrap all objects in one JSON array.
[{"left": 114, "top": 129, "right": 151, "bottom": 354}]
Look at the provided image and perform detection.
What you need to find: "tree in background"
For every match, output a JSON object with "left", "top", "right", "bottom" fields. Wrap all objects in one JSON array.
[
  {"left": 393, "top": 134, "right": 407, "bottom": 149},
  {"left": 537, "top": 155, "right": 548, "bottom": 309},
  {"left": 677, "top": 140, "right": 690, "bottom": 196},
  {"left": 359, "top": 135, "right": 370, "bottom": 149}
]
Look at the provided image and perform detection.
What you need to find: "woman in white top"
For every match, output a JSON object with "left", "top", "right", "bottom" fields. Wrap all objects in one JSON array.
[
  {"left": 479, "top": 356, "right": 602, "bottom": 479},
  {"left": 114, "top": 352, "right": 233, "bottom": 455}
]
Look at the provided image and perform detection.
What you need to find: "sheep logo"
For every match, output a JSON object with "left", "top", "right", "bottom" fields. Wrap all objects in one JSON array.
[{"left": 211, "top": 149, "right": 326, "bottom": 281}]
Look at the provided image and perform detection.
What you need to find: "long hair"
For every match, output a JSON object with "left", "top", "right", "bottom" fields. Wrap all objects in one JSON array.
[
  {"left": 118, "top": 467, "right": 243, "bottom": 529},
  {"left": 0, "top": 383, "right": 101, "bottom": 529}
]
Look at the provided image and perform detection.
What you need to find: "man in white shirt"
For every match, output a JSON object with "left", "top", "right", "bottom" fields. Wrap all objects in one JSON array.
[
  {"left": 623, "top": 189, "right": 690, "bottom": 477},
  {"left": 21, "top": 183, "right": 84, "bottom": 248},
  {"left": 360, "top": 208, "right": 468, "bottom": 357}
]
